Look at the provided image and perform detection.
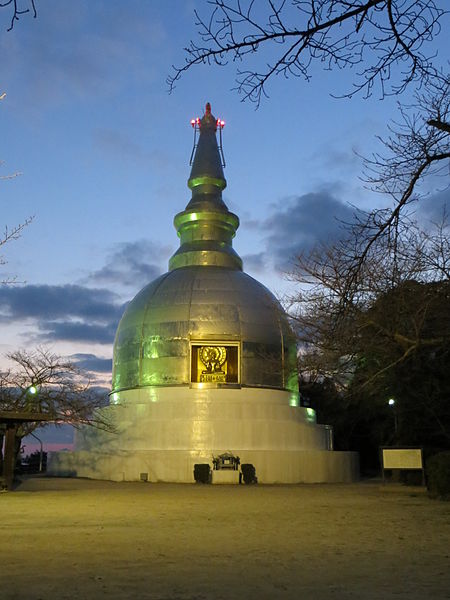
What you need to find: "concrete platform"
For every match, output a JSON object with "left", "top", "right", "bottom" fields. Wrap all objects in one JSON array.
[{"left": 48, "top": 387, "right": 358, "bottom": 483}]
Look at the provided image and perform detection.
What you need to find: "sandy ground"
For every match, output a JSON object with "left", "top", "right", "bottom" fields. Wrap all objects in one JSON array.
[{"left": 0, "top": 477, "right": 449, "bottom": 600}]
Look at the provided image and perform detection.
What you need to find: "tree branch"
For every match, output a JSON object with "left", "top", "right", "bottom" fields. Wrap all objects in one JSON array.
[
  {"left": 0, "top": 0, "right": 37, "bottom": 31},
  {"left": 168, "top": 0, "right": 446, "bottom": 106}
]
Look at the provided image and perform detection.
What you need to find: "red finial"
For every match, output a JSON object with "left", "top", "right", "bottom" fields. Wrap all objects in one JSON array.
[{"left": 205, "top": 102, "right": 211, "bottom": 115}]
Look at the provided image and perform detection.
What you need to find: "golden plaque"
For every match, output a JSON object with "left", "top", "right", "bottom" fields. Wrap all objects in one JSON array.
[{"left": 199, "top": 346, "right": 227, "bottom": 383}]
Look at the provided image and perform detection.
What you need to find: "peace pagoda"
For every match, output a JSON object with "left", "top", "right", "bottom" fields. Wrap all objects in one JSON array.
[{"left": 49, "top": 104, "right": 358, "bottom": 483}]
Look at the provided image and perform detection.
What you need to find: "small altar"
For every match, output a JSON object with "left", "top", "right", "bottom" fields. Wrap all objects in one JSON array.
[{"left": 211, "top": 452, "right": 240, "bottom": 484}]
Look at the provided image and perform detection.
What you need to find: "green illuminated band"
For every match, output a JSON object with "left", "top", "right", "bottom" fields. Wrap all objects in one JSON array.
[
  {"left": 174, "top": 210, "right": 239, "bottom": 231},
  {"left": 188, "top": 176, "right": 226, "bottom": 190},
  {"left": 169, "top": 248, "right": 243, "bottom": 271}
]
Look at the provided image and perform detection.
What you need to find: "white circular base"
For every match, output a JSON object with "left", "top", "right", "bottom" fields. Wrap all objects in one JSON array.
[{"left": 48, "top": 387, "right": 358, "bottom": 483}]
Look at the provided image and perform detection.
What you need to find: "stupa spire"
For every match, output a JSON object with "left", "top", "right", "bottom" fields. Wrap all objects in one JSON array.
[{"left": 169, "top": 102, "right": 242, "bottom": 271}]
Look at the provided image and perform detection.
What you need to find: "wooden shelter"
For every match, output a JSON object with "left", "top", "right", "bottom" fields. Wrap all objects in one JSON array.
[{"left": 0, "top": 411, "right": 53, "bottom": 491}]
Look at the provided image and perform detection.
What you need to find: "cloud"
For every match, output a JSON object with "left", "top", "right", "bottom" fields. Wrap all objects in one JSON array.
[
  {"left": 258, "top": 192, "right": 357, "bottom": 271},
  {"left": 416, "top": 188, "right": 450, "bottom": 223},
  {"left": 85, "top": 239, "right": 169, "bottom": 288},
  {"left": 310, "top": 146, "right": 362, "bottom": 171},
  {"left": 37, "top": 321, "right": 118, "bottom": 345},
  {"left": 0, "top": 284, "right": 122, "bottom": 321},
  {"left": 93, "top": 129, "right": 148, "bottom": 162},
  {"left": 70, "top": 353, "right": 112, "bottom": 373},
  {"left": 242, "top": 253, "right": 266, "bottom": 273},
  {"left": 0, "top": 240, "right": 169, "bottom": 346},
  {"left": 92, "top": 129, "right": 177, "bottom": 172},
  {"left": 251, "top": 188, "right": 450, "bottom": 276},
  {"left": 0, "top": 284, "right": 124, "bottom": 345}
]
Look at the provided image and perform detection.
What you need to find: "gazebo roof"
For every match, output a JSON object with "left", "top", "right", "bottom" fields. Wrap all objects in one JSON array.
[{"left": 0, "top": 411, "right": 53, "bottom": 424}]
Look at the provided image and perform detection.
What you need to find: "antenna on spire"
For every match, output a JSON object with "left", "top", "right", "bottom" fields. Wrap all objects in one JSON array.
[
  {"left": 217, "top": 118, "right": 226, "bottom": 167},
  {"left": 189, "top": 116, "right": 201, "bottom": 166}
]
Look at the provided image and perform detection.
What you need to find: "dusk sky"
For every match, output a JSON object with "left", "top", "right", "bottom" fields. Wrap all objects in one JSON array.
[{"left": 1, "top": 0, "right": 449, "bottom": 386}]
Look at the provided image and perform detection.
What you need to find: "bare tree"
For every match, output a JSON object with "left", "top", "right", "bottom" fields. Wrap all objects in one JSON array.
[
  {"left": 0, "top": 348, "right": 113, "bottom": 456},
  {"left": 1, "top": 92, "right": 33, "bottom": 283},
  {"left": 0, "top": 219, "right": 33, "bottom": 284},
  {"left": 169, "top": 1, "right": 449, "bottom": 286},
  {"left": 289, "top": 213, "right": 450, "bottom": 386},
  {"left": 360, "top": 78, "right": 450, "bottom": 256},
  {"left": 289, "top": 215, "right": 450, "bottom": 450},
  {"left": 0, "top": 0, "right": 37, "bottom": 31},
  {"left": 0, "top": 161, "right": 22, "bottom": 181},
  {"left": 301, "top": 78, "right": 449, "bottom": 303},
  {"left": 168, "top": 1, "right": 446, "bottom": 105}
]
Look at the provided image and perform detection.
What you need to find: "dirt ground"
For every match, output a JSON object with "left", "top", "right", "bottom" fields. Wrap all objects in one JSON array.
[{"left": 1, "top": 477, "right": 449, "bottom": 600}]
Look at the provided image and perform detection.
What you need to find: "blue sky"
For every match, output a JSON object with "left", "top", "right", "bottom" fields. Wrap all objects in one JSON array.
[{"left": 1, "top": 0, "right": 449, "bottom": 383}]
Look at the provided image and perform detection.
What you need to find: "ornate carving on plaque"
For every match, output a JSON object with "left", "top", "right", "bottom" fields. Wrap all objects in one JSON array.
[{"left": 199, "top": 346, "right": 227, "bottom": 383}]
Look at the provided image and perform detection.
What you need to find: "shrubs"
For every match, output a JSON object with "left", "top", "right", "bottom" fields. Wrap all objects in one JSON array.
[
  {"left": 241, "top": 463, "right": 257, "bottom": 484},
  {"left": 20, "top": 451, "right": 47, "bottom": 474},
  {"left": 193, "top": 463, "right": 211, "bottom": 484},
  {"left": 426, "top": 452, "right": 450, "bottom": 500}
]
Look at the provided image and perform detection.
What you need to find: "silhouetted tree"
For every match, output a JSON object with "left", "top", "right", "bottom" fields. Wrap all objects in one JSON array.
[
  {"left": 0, "top": 348, "right": 113, "bottom": 462},
  {"left": 1, "top": 0, "right": 36, "bottom": 31},
  {"left": 168, "top": 1, "right": 446, "bottom": 105},
  {"left": 359, "top": 78, "right": 450, "bottom": 281},
  {"left": 0, "top": 218, "right": 33, "bottom": 284},
  {"left": 1, "top": 93, "right": 33, "bottom": 283},
  {"left": 349, "top": 280, "right": 450, "bottom": 447},
  {"left": 291, "top": 216, "right": 450, "bottom": 465}
]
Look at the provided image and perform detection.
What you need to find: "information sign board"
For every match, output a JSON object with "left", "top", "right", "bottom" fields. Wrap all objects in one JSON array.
[{"left": 382, "top": 448, "right": 423, "bottom": 470}]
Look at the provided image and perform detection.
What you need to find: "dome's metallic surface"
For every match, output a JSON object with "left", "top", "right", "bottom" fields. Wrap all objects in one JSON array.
[{"left": 112, "top": 266, "right": 298, "bottom": 394}]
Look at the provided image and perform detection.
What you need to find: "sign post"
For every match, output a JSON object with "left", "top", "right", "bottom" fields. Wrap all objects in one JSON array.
[{"left": 381, "top": 447, "right": 425, "bottom": 486}]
